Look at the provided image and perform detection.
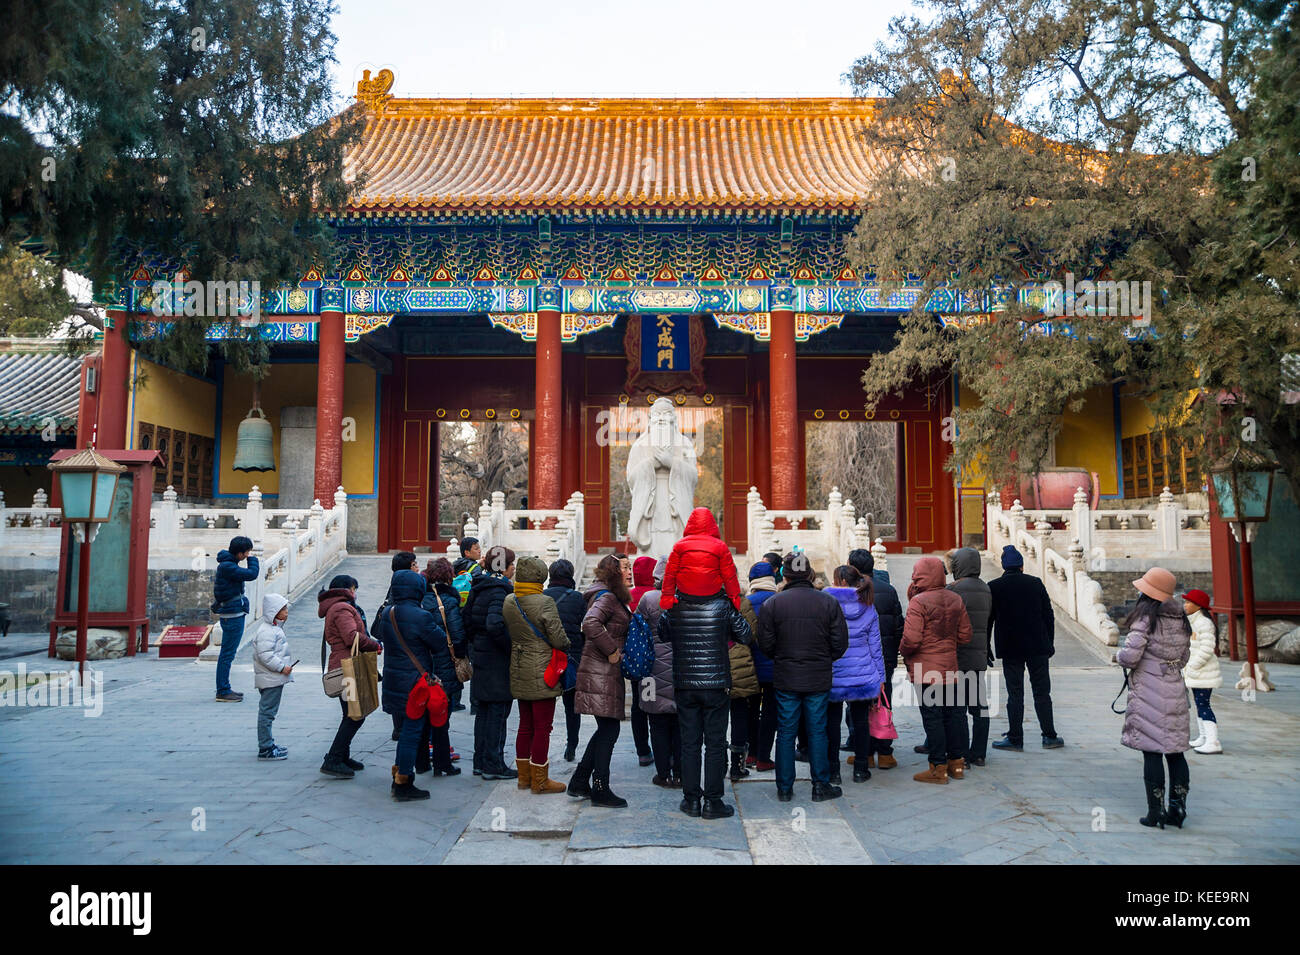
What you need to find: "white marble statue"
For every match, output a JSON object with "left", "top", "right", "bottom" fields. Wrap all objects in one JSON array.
[{"left": 626, "top": 398, "right": 697, "bottom": 556}]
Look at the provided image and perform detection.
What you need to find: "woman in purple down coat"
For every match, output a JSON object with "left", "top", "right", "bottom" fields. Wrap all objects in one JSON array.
[
  {"left": 1117, "top": 567, "right": 1192, "bottom": 831},
  {"left": 824, "top": 565, "right": 884, "bottom": 785}
]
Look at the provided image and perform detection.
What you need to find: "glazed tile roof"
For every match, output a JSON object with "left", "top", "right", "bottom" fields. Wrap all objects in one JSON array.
[
  {"left": 0, "top": 351, "right": 82, "bottom": 433},
  {"left": 344, "top": 97, "right": 889, "bottom": 214}
]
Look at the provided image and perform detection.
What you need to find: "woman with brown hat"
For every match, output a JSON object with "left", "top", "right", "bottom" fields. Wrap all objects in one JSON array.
[{"left": 1116, "top": 567, "right": 1192, "bottom": 829}]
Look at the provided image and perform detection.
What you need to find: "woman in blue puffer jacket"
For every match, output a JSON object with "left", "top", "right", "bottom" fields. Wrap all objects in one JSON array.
[{"left": 825, "top": 564, "right": 884, "bottom": 785}]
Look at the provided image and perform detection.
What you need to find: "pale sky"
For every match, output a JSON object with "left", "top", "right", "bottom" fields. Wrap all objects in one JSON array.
[{"left": 330, "top": 0, "right": 913, "bottom": 101}]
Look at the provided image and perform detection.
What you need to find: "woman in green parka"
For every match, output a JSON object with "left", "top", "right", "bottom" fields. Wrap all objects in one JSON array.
[{"left": 503, "top": 556, "right": 571, "bottom": 795}]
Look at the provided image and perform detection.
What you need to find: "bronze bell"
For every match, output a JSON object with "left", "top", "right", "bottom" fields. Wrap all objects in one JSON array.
[{"left": 232, "top": 406, "right": 275, "bottom": 472}]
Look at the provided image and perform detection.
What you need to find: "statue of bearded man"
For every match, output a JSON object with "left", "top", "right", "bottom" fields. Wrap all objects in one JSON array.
[{"left": 626, "top": 398, "right": 697, "bottom": 556}]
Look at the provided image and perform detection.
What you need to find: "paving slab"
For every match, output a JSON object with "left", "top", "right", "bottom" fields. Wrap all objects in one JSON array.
[
  {"left": 568, "top": 801, "right": 748, "bottom": 851},
  {"left": 745, "top": 816, "right": 873, "bottom": 865},
  {"left": 563, "top": 846, "right": 751, "bottom": 864},
  {"left": 442, "top": 831, "right": 571, "bottom": 865}
]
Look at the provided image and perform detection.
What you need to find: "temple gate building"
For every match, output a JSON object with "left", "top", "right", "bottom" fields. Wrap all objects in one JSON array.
[{"left": 69, "top": 75, "right": 1183, "bottom": 557}]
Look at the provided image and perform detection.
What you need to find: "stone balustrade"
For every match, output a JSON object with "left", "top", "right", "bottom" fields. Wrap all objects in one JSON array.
[
  {"left": 746, "top": 486, "right": 880, "bottom": 571},
  {"left": 0, "top": 484, "right": 349, "bottom": 608},
  {"left": 460, "top": 491, "right": 587, "bottom": 582}
]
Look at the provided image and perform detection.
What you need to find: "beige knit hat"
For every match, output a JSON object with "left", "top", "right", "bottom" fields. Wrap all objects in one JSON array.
[{"left": 1132, "top": 567, "right": 1176, "bottom": 603}]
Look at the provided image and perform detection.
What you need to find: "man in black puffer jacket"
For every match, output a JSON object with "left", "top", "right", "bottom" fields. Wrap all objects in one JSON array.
[
  {"left": 757, "top": 553, "right": 849, "bottom": 802},
  {"left": 545, "top": 559, "right": 587, "bottom": 762},
  {"left": 664, "top": 586, "right": 752, "bottom": 820},
  {"left": 947, "top": 547, "right": 992, "bottom": 766},
  {"left": 849, "top": 548, "right": 903, "bottom": 767},
  {"left": 465, "top": 546, "right": 517, "bottom": 780}
]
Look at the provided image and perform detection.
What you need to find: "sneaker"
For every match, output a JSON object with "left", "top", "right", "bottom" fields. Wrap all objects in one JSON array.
[
  {"left": 638, "top": 753, "right": 655, "bottom": 767},
  {"left": 274, "top": 745, "right": 288, "bottom": 757},
  {"left": 450, "top": 702, "right": 467, "bottom": 712},
  {"left": 754, "top": 759, "right": 776, "bottom": 772},
  {"left": 992, "top": 738, "right": 1023, "bottom": 752},
  {"left": 216, "top": 692, "right": 243, "bottom": 702},
  {"left": 449, "top": 748, "right": 461, "bottom": 761},
  {"left": 1042, "top": 735, "right": 1065, "bottom": 749},
  {"left": 258, "top": 748, "right": 287, "bottom": 761}
]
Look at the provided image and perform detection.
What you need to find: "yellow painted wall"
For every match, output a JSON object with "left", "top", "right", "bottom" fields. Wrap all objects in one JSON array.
[
  {"left": 128, "top": 356, "right": 217, "bottom": 445},
  {"left": 1055, "top": 385, "right": 1119, "bottom": 496},
  {"left": 1119, "top": 387, "right": 1157, "bottom": 438},
  {"left": 218, "top": 362, "right": 376, "bottom": 497},
  {"left": 957, "top": 380, "right": 1120, "bottom": 495}
]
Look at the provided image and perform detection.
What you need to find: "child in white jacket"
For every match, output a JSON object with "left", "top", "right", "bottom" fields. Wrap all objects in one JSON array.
[
  {"left": 252, "top": 593, "right": 294, "bottom": 759},
  {"left": 1182, "top": 589, "right": 1222, "bottom": 754}
]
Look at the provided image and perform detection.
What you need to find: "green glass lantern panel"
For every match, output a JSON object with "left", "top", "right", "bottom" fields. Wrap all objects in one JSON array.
[
  {"left": 1213, "top": 469, "right": 1273, "bottom": 521},
  {"left": 58, "top": 471, "right": 94, "bottom": 522}
]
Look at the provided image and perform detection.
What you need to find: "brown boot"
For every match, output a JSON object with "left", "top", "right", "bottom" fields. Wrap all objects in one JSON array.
[
  {"left": 516, "top": 758, "right": 531, "bottom": 790},
  {"left": 913, "top": 762, "right": 949, "bottom": 785},
  {"left": 530, "top": 760, "right": 566, "bottom": 795},
  {"left": 877, "top": 754, "right": 898, "bottom": 770},
  {"left": 846, "top": 755, "right": 877, "bottom": 768},
  {"left": 947, "top": 758, "right": 966, "bottom": 779}
]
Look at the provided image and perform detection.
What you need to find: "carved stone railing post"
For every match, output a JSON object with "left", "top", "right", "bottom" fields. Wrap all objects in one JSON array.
[
  {"left": 246, "top": 485, "right": 266, "bottom": 542},
  {"left": 871, "top": 537, "right": 888, "bottom": 572},
  {"left": 477, "top": 499, "right": 493, "bottom": 549},
  {"left": 1157, "top": 486, "right": 1179, "bottom": 551},
  {"left": 1070, "top": 486, "right": 1092, "bottom": 562}
]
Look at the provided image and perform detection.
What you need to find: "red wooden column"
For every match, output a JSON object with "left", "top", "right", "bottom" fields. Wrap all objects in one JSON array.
[
  {"left": 314, "top": 291, "right": 346, "bottom": 507},
  {"left": 769, "top": 308, "right": 799, "bottom": 510},
  {"left": 561, "top": 351, "right": 581, "bottom": 501},
  {"left": 752, "top": 375, "right": 771, "bottom": 505},
  {"left": 97, "top": 308, "right": 132, "bottom": 449},
  {"left": 533, "top": 308, "right": 563, "bottom": 509}
]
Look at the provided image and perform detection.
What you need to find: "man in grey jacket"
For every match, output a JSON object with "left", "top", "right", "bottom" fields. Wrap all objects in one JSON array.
[{"left": 947, "top": 548, "right": 992, "bottom": 766}]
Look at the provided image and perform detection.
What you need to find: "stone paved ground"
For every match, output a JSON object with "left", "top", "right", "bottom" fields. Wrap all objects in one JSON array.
[{"left": 1, "top": 553, "right": 1297, "bottom": 865}]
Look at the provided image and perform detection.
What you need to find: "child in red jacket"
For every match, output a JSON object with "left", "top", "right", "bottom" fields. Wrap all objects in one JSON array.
[{"left": 659, "top": 507, "right": 742, "bottom": 611}]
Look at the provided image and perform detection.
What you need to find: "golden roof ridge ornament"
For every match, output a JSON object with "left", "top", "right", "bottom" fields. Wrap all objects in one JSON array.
[{"left": 356, "top": 68, "right": 395, "bottom": 113}]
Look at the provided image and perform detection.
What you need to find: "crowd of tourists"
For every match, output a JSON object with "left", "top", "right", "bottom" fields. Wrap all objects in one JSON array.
[{"left": 209, "top": 505, "right": 1224, "bottom": 828}]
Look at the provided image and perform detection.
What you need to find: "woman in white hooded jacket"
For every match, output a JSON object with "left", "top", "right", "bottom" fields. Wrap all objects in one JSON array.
[
  {"left": 1182, "top": 589, "right": 1222, "bottom": 754},
  {"left": 252, "top": 593, "right": 294, "bottom": 758}
]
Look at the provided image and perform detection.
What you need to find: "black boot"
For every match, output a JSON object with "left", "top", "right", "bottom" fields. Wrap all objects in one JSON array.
[
  {"left": 701, "top": 797, "right": 735, "bottom": 819},
  {"left": 679, "top": 795, "right": 702, "bottom": 817},
  {"left": 564, "top": 741, "right": 577, "bottom": 762},
  {"left": 391, "top": 768, "right": 430, "bottom": 802},
  {"left": 828, "top": 760, "right": 842, "bottom": 786},
  {"left": 567, "top": 757, "right": 592, "bottom": 798},
  {"left": 1165, "top": 784, "right": 1188, "bottom": 829},
  {"left": 811, "top": 780, "right": 843, "bottom": 802},
  {"left": 319, "top": 754, "right": 355, "bottom": 779},
  {"left": 852, "top": 764, "right": 872, "bottom": 783},
  {"left": 590, "top": 777, "right": 628, "bottom": 808},
  {"left": 1140, "top": 783, "right": 1166, "bottom": 829},
  {"left": 729, "top": 746, "right": 750, "bottom": 781}
]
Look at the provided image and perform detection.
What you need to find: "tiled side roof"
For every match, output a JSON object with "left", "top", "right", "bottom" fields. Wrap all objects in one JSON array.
[
  {"left": 344, "top": 98, "right": 888, "bottom": 213},
  {"left": 0, "top": 352, "right": 82, "bottom": 433}
]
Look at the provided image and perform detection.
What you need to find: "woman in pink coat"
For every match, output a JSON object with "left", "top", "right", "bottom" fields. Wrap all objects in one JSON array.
[{"left": 1117, "top": 567, "right": 1192, "bottom": 830}]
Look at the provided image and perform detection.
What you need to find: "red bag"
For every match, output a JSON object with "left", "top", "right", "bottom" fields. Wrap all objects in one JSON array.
[
  {"left": 518, "top": 601, "right": 567, "bottom": 689},
  {"left": 389, "top": 609, "right": 446, "bottom": 723},
  {"left": 868, "top": 688, "right": 898, "bottom": 740},
  {"left": 426, "top": 681, "right": 450, "bottom": 728},
  {"left": 543, "top": 649, "right": 567, "bottom": 689}
]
